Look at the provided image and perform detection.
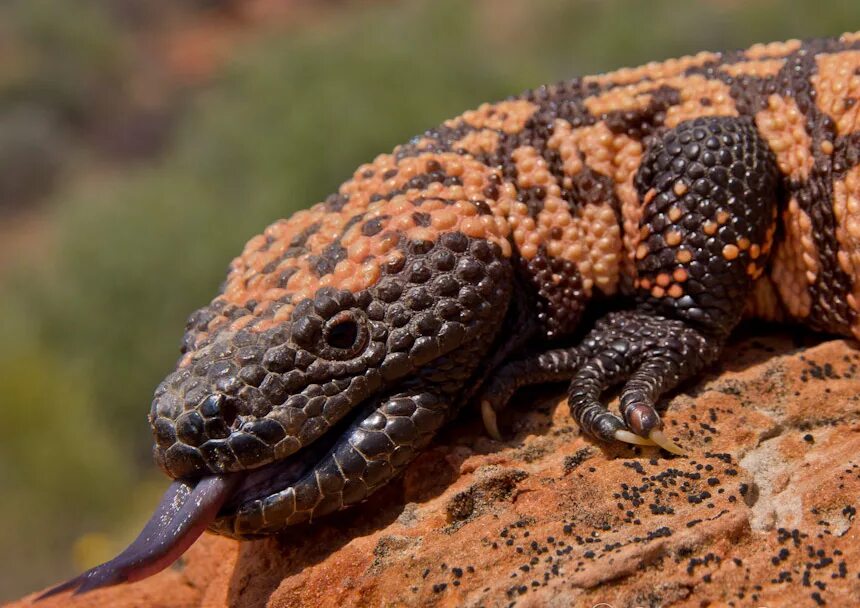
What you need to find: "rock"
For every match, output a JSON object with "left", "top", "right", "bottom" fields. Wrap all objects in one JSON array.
[{"left": 11, "top": 329, "right": 860, "bottom": 607}]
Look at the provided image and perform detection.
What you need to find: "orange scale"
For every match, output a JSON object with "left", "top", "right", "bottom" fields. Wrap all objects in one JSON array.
[
  {"left": 319, "top": 274, "right": 338, "bottom": 288},
  {"left": 304, "top": 233, "right": 328, "bottom": 252},
  {"left": 431, "top": 210, "right": 458, "bottom": 230},
  {"left": 206, "top": 315, "right": 226, "bottom": 334},
  {"left": 448, "top": 187, "right": 468, "bottom": 201},
  {"left": 242, "top": 251, "right": 262, "bottom": 271},
  {"left": 497, "top": 239, "right": 513, "bottom": 258},
  {"left": 390, "top": 215, "right": 416, "bottom": 231},
  {"left": 496, "top": 181, "right": 515, "bottom": 198},
  {"left": 223, "top": 284, "right": 243, "bottom": 303},
  {"left": 454, "top": 200, "right": 479, "bottom": 217},
  {"left": 253, "top": 300, "right": 272, "bottom": 315},
  {"left": 371, "top": 233, "right": 399, "bottom": 256},
  {"left": 229, "top": 315, "right": 255, "bottom": 332},
  {"left": 520, "top": 243, "right": 538, "bottom": 259},
  {"left": 478, "top": 215, "right": 499, "bottom": 235},
  {"left": 398, "top": 163, "right": 418, "bottom": 180},
  {"left": 445, "top": 160, "right": 464, "bottom": 177},
  {"left": 387, "top": 197, "right": 414, "bottom": 216},
  {"left": 407, "top": 227, "right": 437, "bottom": 243},
  {"left": 463, "top": 175, "right": 486, "bottom": 190},
  {"left": 597, "top": 235, "right": 618, "bottom": 251},
  {"left": 723, "top": 244, "right": 740, "bottom": 261},
  {"left": 494, "top": 216, "right": 512, "bottom": 237},
  {"left": 333, "top": 259, "right": 357, "bottom": 280},
  {"left": 359, "top": 262, "right": 381, "bottom": 287},
  {"left": 339, "top": 277, "right": 358, "bottom": 293},
  {"left": 667, "top": 284, "right": 684, "bottom": 299},
  {"left": 285, "top": 270, "right": 312, "bottom": 292},
  {"left": 263, "top": 223, "right": 288, "bottom": 242},
  {"left": 547, "top": 241, "right": 564, "bottom": 257},
  {"left": 460, "top": 217, "right": 485, "bottom": 238},
  {"left": 563, "top": 226, "right": 582, "bottom": 243},
  {"left": 245, "top": 233, "right": 269, "bottom": 252},
  {"left": 244, "top": 272, "right": 264, "bottom": 291},
  {"left": 590, "top": 222, "right": 607, "bottom": 238},
  {"left": 526, "top": 231, "right": 543, "bottom": 246},
  {"left": 347, "top": 238, "right": 372, "bottom": 262},
  {"left": 272, "top": 305, "right": 293, "bottom": 324},
  {"left": 421, "top": 198, "right": 447, "bottom": 212}
]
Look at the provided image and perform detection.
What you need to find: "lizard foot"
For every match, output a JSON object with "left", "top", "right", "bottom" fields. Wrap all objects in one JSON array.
[{"left": 567, "top": 310, "right": 719, "bottom": 455}]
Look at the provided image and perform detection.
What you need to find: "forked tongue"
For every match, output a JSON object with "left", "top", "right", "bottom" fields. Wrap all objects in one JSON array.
[{"left": 37, "top": 474, "right": 240, "bottom": 600}]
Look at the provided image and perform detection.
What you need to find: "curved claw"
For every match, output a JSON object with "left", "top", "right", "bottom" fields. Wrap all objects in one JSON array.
[
  {"left": 481, "top": 400, "right": 503, "bottom": 441},
  {"left": 648, "top": 430, "right": 686, "bottom": 456},
  {"left": 613, "top": 429, "right": 658, "bottom": 447}
]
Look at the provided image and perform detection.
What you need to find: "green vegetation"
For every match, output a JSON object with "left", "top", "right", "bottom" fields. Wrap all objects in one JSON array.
[
  {"left": 0, "top": 0, "right": 128, "bottom": 209},
  {"left": 2, "top": 0, "right": 859, "bottom": 599}
]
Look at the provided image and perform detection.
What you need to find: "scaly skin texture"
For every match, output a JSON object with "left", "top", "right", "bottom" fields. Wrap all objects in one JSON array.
[{"left": 147, "top": 33, "right": 860, "bottom": 539}]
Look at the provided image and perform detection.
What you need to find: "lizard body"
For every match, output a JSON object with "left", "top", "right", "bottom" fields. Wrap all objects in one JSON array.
[{"left": 44, "top": 32, "right": 860, "bottom": 595}]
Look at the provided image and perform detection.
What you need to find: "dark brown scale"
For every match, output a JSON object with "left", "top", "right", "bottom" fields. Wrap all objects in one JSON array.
[
  {"left": 309, "top": 242, "right": 347, "bottom": 276},
  {"left": 603, "top": 85, "right": 682, "bottom": 139},
  {"left": 323, "top": 193, "right": 349, "bottom": 212},
  {"left": 568, "top": 166, "right": 620, "bottom": 211},
  {"left": 518, "top": 186, "right": 547, "bottom": 218},
  {"left": 834, "top": 132, "right": 860, "bottom": 175},
  {"left": 519, "top": 252, "right": 585, "bottom": 339},
  {"left": 361, "top": 216, "right": 387, "bottom": 236}
]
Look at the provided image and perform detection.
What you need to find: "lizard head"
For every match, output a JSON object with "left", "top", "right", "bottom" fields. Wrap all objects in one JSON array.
[
  {"left": 40, "top": 153, "right": 516, "bottom": 596},
  {"left": 150, "top": 227, "right": 511, "bottom": 537}
]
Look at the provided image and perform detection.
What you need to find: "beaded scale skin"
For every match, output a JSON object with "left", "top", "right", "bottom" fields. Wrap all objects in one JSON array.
[{"left": 43, "top": 32, "right": 860, "bottom": 596}]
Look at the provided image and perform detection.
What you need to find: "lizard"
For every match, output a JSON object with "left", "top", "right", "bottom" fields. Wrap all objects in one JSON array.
[{"left": 41, "top": 31, "right": 860, "bottom": 597}]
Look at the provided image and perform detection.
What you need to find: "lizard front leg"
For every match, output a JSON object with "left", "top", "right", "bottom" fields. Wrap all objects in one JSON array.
[{"left": 480, "top": 116, "right": 780, "bottom": 452}]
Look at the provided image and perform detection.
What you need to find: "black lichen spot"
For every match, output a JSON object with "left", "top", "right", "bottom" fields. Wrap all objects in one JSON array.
[{"left": 563, "top": 447, "right": 593, "bottom": 473}]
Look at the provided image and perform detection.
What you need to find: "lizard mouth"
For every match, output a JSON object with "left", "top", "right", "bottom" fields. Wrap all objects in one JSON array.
[
  {"left": 213, "top": 395, "right": 378, "bottom": 533},
  {"left": 37, "top": 396, "right": 386, "bottom": 598}
]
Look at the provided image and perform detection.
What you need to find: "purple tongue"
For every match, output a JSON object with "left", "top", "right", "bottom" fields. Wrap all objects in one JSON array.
[{"left": 37, "top": 474, "right": 240, "bottom": 600}]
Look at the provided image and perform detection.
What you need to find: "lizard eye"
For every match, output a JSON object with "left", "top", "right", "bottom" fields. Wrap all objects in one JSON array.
[{"left": 322, "top": 310, "right": 368, "bottom": 357}]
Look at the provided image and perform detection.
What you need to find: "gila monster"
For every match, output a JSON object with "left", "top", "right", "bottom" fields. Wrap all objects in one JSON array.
[{"left": 42, "top": 32, "right": 860, "bottom": 596}]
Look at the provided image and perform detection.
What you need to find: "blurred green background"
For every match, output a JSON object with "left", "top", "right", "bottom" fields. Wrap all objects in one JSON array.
[{"left": 1, "top": 0, "right": 858, "bottom": 600}]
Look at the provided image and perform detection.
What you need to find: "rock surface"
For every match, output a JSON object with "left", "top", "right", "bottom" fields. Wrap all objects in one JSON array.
[{"left": 10, "top": 328, "right": 860, "bottom": 607}]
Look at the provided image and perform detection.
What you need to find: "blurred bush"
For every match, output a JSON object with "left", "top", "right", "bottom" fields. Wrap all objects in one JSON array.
[
  {"left": 0, "top": 0, "right": 126, "bottom": 213},
  {"left": 2, "top": 0, "right": 859, "bottom": 599}
]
